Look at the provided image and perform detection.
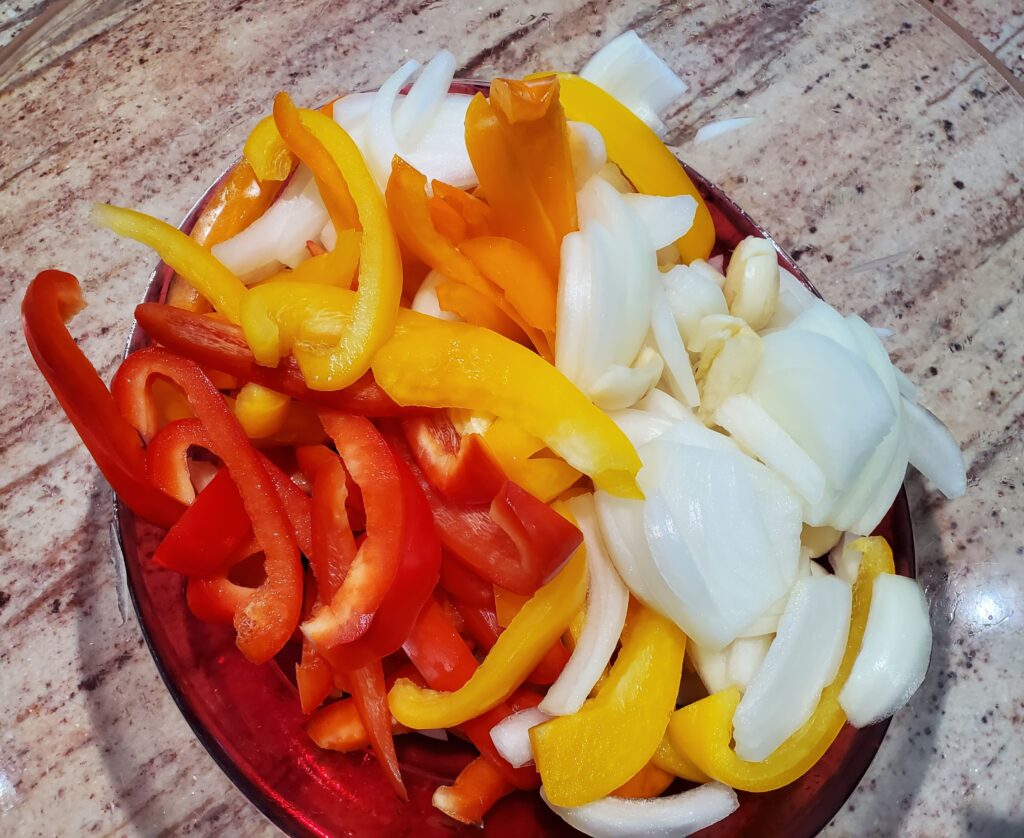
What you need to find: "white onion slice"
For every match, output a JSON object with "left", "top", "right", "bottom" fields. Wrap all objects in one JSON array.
[
  {"left": 621, "top": 193, "right": 697, "bottom": 250},
  {"left": 747, "top": 329, "right": 896, "bottom": 492},
  {"left": 727, "top": 634, "right": 772, "bottom": 690},
  {"left": 761, "top": 267, "right": 817, "bottom": 332},
  {"left": 694, "top": 117, "right": 757, "bottom": 145},
  {"left": 212, "top": 165, "right": 328, "bottom": 277},
  {"left": 393, "top": 49, "right": 456, "bottom": 149},
  {"left": 903, "top": 397, "right": 967, "bottom": 499},
  {"left": 661, "top": 264, "right": 729, "bottom": 350},
  {"left": 366, "top": 59, "right": 421, "bottom": 191},
  {"left": 589, "top": 347, "right": 664, "bottom": 411},
  {"left": 594, "top": 491, "right": 665, "bottom": 611},
  {"left": 650, "top": 284, "right": 700, "bottom": 407},
  {"left": 689, "top": 641, "right": 734, "bottom": 695},
  {"left": 489, "top": 707, "right": 549, "bottom": 768},
  {"left": 828, "top": 533, "right": 862, "bottom": 584},
  {"left": 839, "top": 574, "right": 932, "bottom": 727},
  {"left": 411, "top": 270, "right": 460, "bottom": 321},
  {"left": 634, "top": 387, "right": 696, "bottom": 422},
  {"left": 542, "top": 782, "right": 739, "bottom": 838},
  {"left": 579, "top": 30, "right": 688, "bottom": 138},
  {"left": 733, "top": 576, "right": 852, "bottom": 761},
  {"left": 715, "top": 394, "right": 826, "bottom": 505},
  {"left": 568, "top": 121, "right": 608, "bottom": 189},
  {"left": 894, "top": 367, "right": 917, "bottom": 402},
  {"left": 555, "top": 231, "right": 592, "bottom": 387},
  {"left": 541, "top": 495, "right": 629, "bottom": 715},
  {"left": 606, "top": 408, "right": 674, "bottom": 448}
]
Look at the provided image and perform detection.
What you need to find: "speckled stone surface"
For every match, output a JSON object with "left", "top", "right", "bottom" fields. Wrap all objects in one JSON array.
[{"left": 1, "top": 1, "right": 1022, "bottom": 836}]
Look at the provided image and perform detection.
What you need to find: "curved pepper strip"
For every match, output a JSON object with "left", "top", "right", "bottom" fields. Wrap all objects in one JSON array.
[
  {"left": 482, "top": 417, "right": 581, "bottom": 504},
  {"left": 185, "top": 538, "right": 261, "bottom": 625},
  {"left": 247, "top": 97, "right": 400, "bottom": 390},
  {"left": 234, "top": 383, "right": 291, "bottom": 439},
  {"left": 549, "top": 72, "right": 715, "bottom": 264},
  {"left": 146, "top": 417, "right": 214, "bottom": 505},
  {"left": 371, "top": 315, "right": 643, "bottom": 499},
  {"left": 667, "top": 536, "right": 896, "bottom": 792},
  {"left": 301, "top": 410, "right": 404, "bottom": 647},
  {"left": 245, "top": 114, "right": 298, "bottom": 182},
  {"left": 651, "top": 735, "right": 711, "bottom": 784},
  {"left": 295, "top": 445, "right": 357, "bottom": 597},
  {"left": 529, "top": 604, "right": 686, "bottom": 807},
  {"left": 348, "top": 660, "right": 408, "bottom": 801},
  {"left": 263, "top": 229, "right": 361, "bottom": 289},
  {"left": 613, "top": 762, "right": 675, "bottom": 800},
  {"left": 134, "top": 302, "right": 407, "bottom": 416},
  {"left": 93, "top": 204, "right": 249, "bottom": 323},
  {"left": 385, "top": 158, "right": 550, "bottom": 360},
  {"left": 431, "top": 179, "right": 495, "bottom": 238},
  {"left": 21, "top": 271, "right": 184, "bottom": 529},
  {"left": 388, "top": 546, "right": 587, "bottom": 730},
  {"left": 434, "top": 280, "right": 529, "bottom": 345},
  {"left": 112, "top": 347, "right": 302, "bottom": 664}
]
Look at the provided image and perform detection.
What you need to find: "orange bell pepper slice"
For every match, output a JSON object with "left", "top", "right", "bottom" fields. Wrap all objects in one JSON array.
[
  {"left": 435, "top": 280, "right": 529, "bottom": 344},
  {"left": 431, "top": 179, "right": 495, "bottom": 238}
]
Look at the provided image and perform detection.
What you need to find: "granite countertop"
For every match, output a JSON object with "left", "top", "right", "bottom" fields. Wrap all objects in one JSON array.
[{"left": 1, "top": 1, "right": 1022, "bottom": 835}]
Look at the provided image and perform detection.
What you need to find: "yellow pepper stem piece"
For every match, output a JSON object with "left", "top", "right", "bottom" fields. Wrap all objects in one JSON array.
[
  {"left": 245, "top": 96, "right": 401, "bottom": 390},
  {"left": 92, "top": 203, "right": 248, "bottom": 323},
  {"left": 530, "top": 605, "right": 686, "bottom": 807},
  {"left": 667, "top": 536, "right": 896, "bottom": 792},
  {"left": 388, "top": 548, "right": 587, "bottom": 730},
  {"left": 234, "top": 383, "right": 291, "bottom": 438},
  {"left": 371, "top": 316, "right": 642, "bottom": 498},
  {"left": 551, "top": 73, "right": 715, "bottom": 264}
]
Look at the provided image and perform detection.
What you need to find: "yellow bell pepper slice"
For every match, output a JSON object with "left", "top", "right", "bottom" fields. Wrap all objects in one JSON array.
[
  {"left": 234, "top": 383, "right": 291, "bottom": 438},
  {"left": 482, "top": 417, "right": 581, "bottom": 503},
  {"left": 92, "top": 203, "right": 248, "bottom": 323},
  {"left": 388, "top": 547, "right": 587, "bottom": 729},
  {"left": 549, "top": 73, "right": 715, "bottom": 264},
  {"left": 371, "top": 315, "right": 643, "bottom": 498},
  {"left": 262, "top": 229, "right": 362, "bottom": 288},
  {"left": 530, "top": 604, "right": 686, "bottom": 807},
  {"left": 651, "top": 735, "right": 711, "bottom": 784},
  {"left": 667, "top": 536, "right": 896, "bottom": 792},
  {"left": 245, "top": 94, "right": 400, "bottom": 390},
  {"left": 245, "top": 114, "right": 297, "bottom": 182}
]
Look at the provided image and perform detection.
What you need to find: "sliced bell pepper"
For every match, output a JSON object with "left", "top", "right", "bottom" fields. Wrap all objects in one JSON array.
[
  {"left": 481, "top": 417, "right": 581, "bottom": 504},
  {"left": 347, "top": 659, "right": 408, "bottom": 800},
  {"left": 530, "top": 604, "right": 687, "bottom": 807},
  {"left": 651, "top": 735, "right": 711, "bottom": 784},
  {"left": 301, "top": 411, "right": 404, "bottom": 647},
  {"left": 245, "top": 114, "right": 298, "bottom": 182},
  {"left": 316, "top": 450, "right": 441, "bottom": 672},
  {"left": 262, "top": 229, "right": 361, "bottom": 288},
  {"left": 400, "top": 412, "right": 505, "bottom": 504},
  {"left": 459, "top": 236, "right": 557, "bottom": 335},
  {"left": 434, "top": 280, "right": 530, "bottom": 345},
  {"left": 22, "top": 271, "right": 184, "bottom": 529},
  {"left": 296, "top": 569, "right": 335, "bottom": 715},
  {"left": 613, "top": 762, "right": 675, "bottom": 799},
  {"left": 307, "top": 696, "right": 408, "bottom": 752},
  {"left": 295, "top": 445, "right": 357, "bottom": 598},
  {"left": 431, "top": 179, "right": 496, "bottom": 239},
  {"left": 247, "top": 95, "right": 399, "bottom": 390},
  {"left": 667, "top": 536, "right": 896, "bottom": 792},
  {"left": 385, "top": 157, "right": 550, "bottom": 359},
  {"left": 543, "top": 72, "right": 715, "bottom": 264},
  {"left": 432, "top": 757, "right": 514, "bottom": 826},
  {"left": 401, "top": 596, "right": 541, "bottom": 789},
  {"left": 145, "top": 417, "right": 210, "bottom": 505},
  {"left": 440, "top": 553, "right": 495, "bottom": 609},
  {"left": 428, "top": 194, "right": 468, "bottom": 243},
  {"left": 169, "top": 160, "right": 284, "bottom": 313},
  {"left": 464, "top": 79, "right": 575, "bottom": 280},
  {"left": 386, "top": 427, "right": 581, "bottom": 595},
  {"left": 134, "top": 302, "right": 408, "bottom": 416},
  {"left": 371, "top": 316, "right": 642, "bottom": 499},
  {"left": 185, "top": 541, "right": 260, "bottom": 626},
  {"left": 234, "top": 383, "right": 291, "bottom": 439},
  {"left": 93, "top": 204, "right": 249, "bottom": 323},
  {"left": 112, "top": 347, "right": 302, "bottom": 664},
  {"left": 388, "top": 547, "right": 587, "bottom": 729}
]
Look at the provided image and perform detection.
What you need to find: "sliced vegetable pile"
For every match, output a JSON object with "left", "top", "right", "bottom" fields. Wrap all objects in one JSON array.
[{"left": 22, "top": 31, "right": 966, "bottom": 837}]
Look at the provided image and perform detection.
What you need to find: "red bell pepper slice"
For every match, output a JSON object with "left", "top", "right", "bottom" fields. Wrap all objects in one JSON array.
[
  {"left": 400, "top": 412, "right": 505, "bottom": 504},
  {"left": 296, "top": 570, "right": 336, "bottom": 715},
  {"left": 319, "top": 451, "right": 441, "bottom": 672},
  {"left": 296, "top": 445, "right": 357, "bottom": 597},
  {"left": 301, "top": 411, "right": 404, "bottom": 648},
  {"left": 347, "top": 659, "right": 408, "bottom": 801},
  {"left": 134, "top": 302, "right": 411, "bottom": 416},
  {"left": 385, "top": 424, "right": 582, "bottom": 595},
  {"left": 112, "top": 347, "right": 302, "bottom": 665},
  {"left": 439, "top": 551, "right": 495, "bottom": 610},
  {"left": 22, "top": 271, "right": 183, "bottom": 528},
  {"left": 402, "top": 597, "right": 541, "bottom": 789},
  {"left": 146, "top": 418, "right": 209, "bottom": 504}
]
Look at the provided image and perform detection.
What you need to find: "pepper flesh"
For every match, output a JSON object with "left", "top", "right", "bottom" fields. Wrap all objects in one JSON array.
[
  {"left": 250, "top": 96, "right": 400, "bottom": 390},
  {"left": 551, "top": 73, "right": 715, "bottom": 264},
  {"left": 667, "top": 536, "right": 896, "bottom": 792},
  {"left": 371, "top": 315, "right": 643, "bottom": 498},
  {"left": 234, "top": 383, "right": 291, "bottom": 439},
  {"left": 529, "top": 604, "right": 686, "bottom": 807},
  {"left": 482, "top": 416, "right": 581, "bottom": 503},
  {"left": 387, "top": 547, "right": 586, "bottom": 730},
  {"left": 21, "top": 271, "right": 184, "bottom": 529}
]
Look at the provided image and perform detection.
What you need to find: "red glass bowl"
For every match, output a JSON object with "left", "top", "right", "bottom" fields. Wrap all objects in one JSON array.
[{"left": 114, "top": 81, "right": 916, "bottom": 837}]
